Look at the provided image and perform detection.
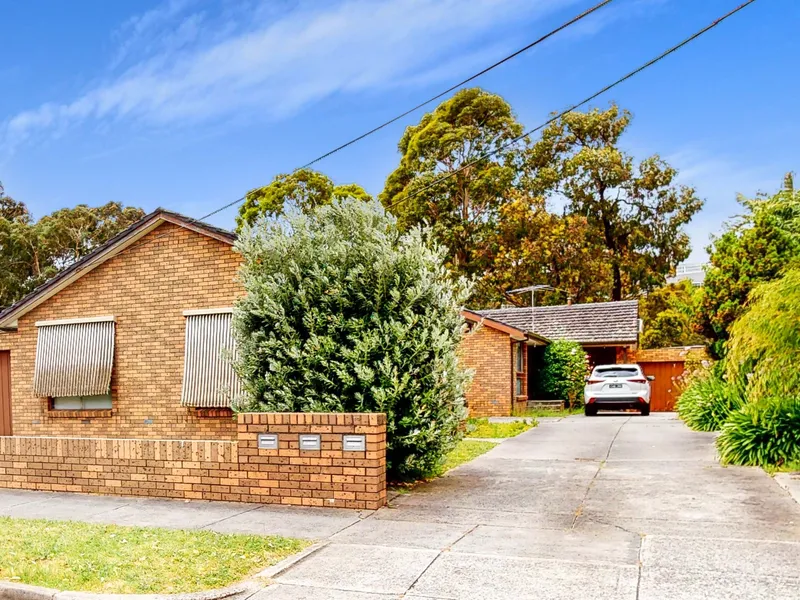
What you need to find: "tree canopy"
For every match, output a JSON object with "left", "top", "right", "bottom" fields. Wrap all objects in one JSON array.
[
  {"left": 0, "top": 182, "right": 144, "bottom": 309},
  {"left": 639, "top": 279, "right": 705, "bottom": 349},
  {"left": 380, "top": 88, "right": 524, "bottom": 288},
  {"left": 696, "top": 174, "right": 800, "bottom": 356},
  {"left": 379, "top": 91, "right": 702, "bottom": 308},
  {"left": 236, "top": 168, "right": 371, "bottom": 229},
  {"left": 528, "top": 105, "right": 703, "bottom": 301}
]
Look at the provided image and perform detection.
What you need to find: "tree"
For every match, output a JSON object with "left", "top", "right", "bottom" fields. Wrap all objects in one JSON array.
[
  {"left": 236, "top": 168, "right": 371, "bottom": 229},
  {"left": 640, "top": 280, "right": 705, "bottom": 349},
  {"left": 697, "top": 175, "right": 800, "bottom": 356},
  {"left": 0, "top": 181, "right": 145, "bottom": 308},
  {"left": 232, "top": 198, "right": 471, "bottom": 480},
  {"left": 725, "top": 267, "right": 800, "bottom": 403},
  {"left": 380, "top": 88, "right": 525, "bottom": 281},
  {"left": 528, "top": 105, "right": 703, "bottom": 300},
  {"left": 477, "top": 190, "right": 611, "bottom": 306}
]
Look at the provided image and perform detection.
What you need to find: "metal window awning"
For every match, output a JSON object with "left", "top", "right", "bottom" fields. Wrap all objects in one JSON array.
[
  {"left": 33, "top": 317, "right": 116, "bottom": 397},
  {"left": 181, "top": 310, "right": 243, "bottom": 408}
]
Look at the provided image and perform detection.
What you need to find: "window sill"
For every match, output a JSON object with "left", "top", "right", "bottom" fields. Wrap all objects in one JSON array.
[
  {"left": 193, "top": 408, "right": 234, "bottom": 418},
  {"left": 47, "top": 409, "right": 114, "bottom": 419}
]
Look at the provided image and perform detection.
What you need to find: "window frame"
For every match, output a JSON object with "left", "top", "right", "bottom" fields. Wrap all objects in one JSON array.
[{"left": 51, "top": 394, "right": 113, "bottom": 411}]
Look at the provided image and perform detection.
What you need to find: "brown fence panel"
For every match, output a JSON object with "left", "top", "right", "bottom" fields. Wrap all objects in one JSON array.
[
  {"left": 639, "top": 361, "right": 685, "bottom": 412},
  {"left": 0, "top": 351, "right": 11, "bottom": 436}
]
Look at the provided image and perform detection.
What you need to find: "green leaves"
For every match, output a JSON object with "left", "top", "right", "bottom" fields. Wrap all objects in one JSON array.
[
  {"left": 538, "top": 341, "right": 587, "bottom": 405},
  {"left": 676, "top": 371, "right": 746, "bottom": 432},
  {"left": 725, "top": 268, "right": 800, "bottom": 403},
  {"left": 0, "top": 189, "right": 144, "bottom": 309},
  {"left": 697, "top": 180, "right": 800, "bottom": 353},
  {"left": 233, "top": 199, "right": 471, "bottom": 481},
  {"left": 717, "top": 398, "right": 800, "bottom": 467},
  {"left": 236, "top": 168, "right": 372, "bottom": 229}
]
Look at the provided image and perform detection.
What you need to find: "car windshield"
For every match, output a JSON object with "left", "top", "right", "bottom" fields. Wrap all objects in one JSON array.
[{"left": 593, "top": 367, "right": 640, "bottom": 378}]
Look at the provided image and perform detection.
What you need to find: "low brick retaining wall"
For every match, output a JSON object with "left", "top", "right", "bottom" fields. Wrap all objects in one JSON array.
[{"left": 0, "top": 413, "right": 386, "bottom": 510}]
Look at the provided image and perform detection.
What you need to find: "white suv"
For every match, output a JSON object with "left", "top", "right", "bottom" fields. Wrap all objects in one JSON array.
[{"left": 584, "top": 364, "right": 653, "bottom": 416}]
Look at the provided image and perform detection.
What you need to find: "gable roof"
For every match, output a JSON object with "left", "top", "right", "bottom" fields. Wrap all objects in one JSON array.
[
  {"left": 474, "top": 300, "right": 639, "bottom": 345},
  {"left": 0, "top": 209, "right": 236, "bottom": 329},
  {"left": 461, "top": 310, "right": 550, "bottom": 344}
]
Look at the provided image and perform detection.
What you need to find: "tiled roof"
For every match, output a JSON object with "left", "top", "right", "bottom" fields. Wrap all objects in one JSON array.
[
  {"left": 475, "top": 300, "right": 639, "bottom": 344},
  {"left": 0, "top": 208, "right": 236, "bottom": 328}
]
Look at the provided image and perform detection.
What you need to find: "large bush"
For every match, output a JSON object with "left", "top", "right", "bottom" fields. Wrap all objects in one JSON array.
[
  {"left": 232, "top": 199, "right": 471, "bottom": 481},
  {"left": 725, "top": 268, "right": 800, "bottom": 403},
  {"left": 676, "top": 371, "right": 745, "bottom": 432},
  {"left": 539, "top": 341, "right": 588, "bottom": 406},
  {"left": 717, "top": 398, "right": 800, "bottom": 467}
]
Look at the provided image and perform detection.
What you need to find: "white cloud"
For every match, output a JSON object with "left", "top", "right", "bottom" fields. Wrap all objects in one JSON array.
[{"left": 4, "top": 0, "right": 595, "bottom": 149}]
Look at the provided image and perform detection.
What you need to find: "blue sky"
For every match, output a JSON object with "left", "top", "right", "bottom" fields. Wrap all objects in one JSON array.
[{"left": 1, "top": 0, "right": 797, "bottom": 262}]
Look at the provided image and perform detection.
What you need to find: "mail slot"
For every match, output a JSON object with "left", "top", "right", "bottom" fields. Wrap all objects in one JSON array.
[
  {"left": 257, "top": 433, "right": 279, "bottom": 450},
  {"left": 299, "top": 434, "right": 321, "bottom": 451},
  {"left": 342, "top": 435, "right": 366, "bottom": 452}
]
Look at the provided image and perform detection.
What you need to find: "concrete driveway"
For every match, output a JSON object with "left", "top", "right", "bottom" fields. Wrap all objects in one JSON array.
[
  {"left": 260, "top": 413, "right": 800, "bottom": 599},
  {"left": 1, "top": 414, "right": 798, "bottom": 598}
]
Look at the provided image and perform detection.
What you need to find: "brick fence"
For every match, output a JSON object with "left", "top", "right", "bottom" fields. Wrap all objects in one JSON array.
[{"left": 0, "top": 413, "right": 386, "bottom": 510}]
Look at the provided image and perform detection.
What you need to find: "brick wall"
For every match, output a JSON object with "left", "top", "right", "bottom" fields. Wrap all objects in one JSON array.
[
  {"left": 631, "top": 346, "right": 708, "bottom": 363},
  {"left": 0, "top": 413, "right": 387, "bottom": 510},
  {"left": 0, "top": 222, "right": 243, "bottom": 440},
  {"left": 460, "top": 324, "right": 514, "bottom": 417}
]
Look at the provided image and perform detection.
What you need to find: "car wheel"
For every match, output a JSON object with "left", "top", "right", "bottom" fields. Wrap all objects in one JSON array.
[
  {"left": 584, "top": 405, "right": 597, "bottom": 417},
  {"left": 640, "top": 405, "right": 650, "bottom": 416}
]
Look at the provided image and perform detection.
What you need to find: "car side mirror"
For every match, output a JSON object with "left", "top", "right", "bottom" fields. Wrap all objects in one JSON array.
[{"left": 647, "top": 375, "right": 655, "bottom": 381}]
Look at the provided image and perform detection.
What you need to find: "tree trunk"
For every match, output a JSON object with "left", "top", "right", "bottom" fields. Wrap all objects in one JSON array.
[{"left": 612, "top": 262, "right": 622, "bottom": 301}]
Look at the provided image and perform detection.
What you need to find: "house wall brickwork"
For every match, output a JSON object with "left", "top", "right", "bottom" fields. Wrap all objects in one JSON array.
[
  {"left": 0, "top": 222, "right": 243, "bottom": 439},
  {"left": 460, "top": 324, "right": 518, "bottom": 417},
  {"left": 0, "top": 413, "right": 387, "bottom": 510}
]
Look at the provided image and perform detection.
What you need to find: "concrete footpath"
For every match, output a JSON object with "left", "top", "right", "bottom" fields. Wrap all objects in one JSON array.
[{"left": 2, "top": 413, "right": 799, "bottom": 599}]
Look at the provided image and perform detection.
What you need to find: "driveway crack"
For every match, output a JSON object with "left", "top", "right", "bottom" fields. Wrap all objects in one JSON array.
[{"left": 571, "top": 417, "right": 629, "bottom": 530}]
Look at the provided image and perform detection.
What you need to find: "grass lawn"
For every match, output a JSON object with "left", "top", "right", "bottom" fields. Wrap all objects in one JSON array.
[
  {"left": 391, "top": 439, "right": 498, "bottom": 493},
  {"left": 466, "top": 418, "right": 536, "bottom": 438},
  {"left": 433, "top": 439, "right": 498, "bottom": 476},
  {"left": 0, "top": 517, "right": 309, "bottom": 594}
]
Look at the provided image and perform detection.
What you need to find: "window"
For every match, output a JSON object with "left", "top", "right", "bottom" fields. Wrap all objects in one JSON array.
[
  {"left": 515, "top": 376, "right": 524, "bottom": 396},
  {"left": 53, "top": 394, "right": 112, "bottom": 410},
  {"left": 515, "top": 343, "right": 525, "bottom": 373},
  {"left": 33, "top": 317, "right": 115, "bottom": 401},
  {"left": 181, "top": 309, "right": 243, "bottom": 408},
  {"left": 593, "top": 367, "right": 641, "bottom": 378}
]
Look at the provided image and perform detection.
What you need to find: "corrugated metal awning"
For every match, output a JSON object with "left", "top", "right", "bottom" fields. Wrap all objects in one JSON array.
[
  {"left": 181, "top": 310, "right": 243, "bottom": 407},
  {"left": 33, "top": 317, "right": 116, "bottom": 397}
]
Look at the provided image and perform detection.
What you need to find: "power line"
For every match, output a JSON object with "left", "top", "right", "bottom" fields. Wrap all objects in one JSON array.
[
  {"left": 298, "top": 0, "right": 615, "bottom": 170},
  {"left": 109, "top": 0, "right": 617, "bottom": 255},
  {"left": 385, "top": 0, "right": 757, "bottom": 212}
]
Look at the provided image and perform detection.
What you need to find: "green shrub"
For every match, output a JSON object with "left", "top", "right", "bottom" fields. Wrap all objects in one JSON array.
[
  {"left": 717, "top": 398, "right": 800, "bottom": 467},
  {"left": 539, "top": 340, "right": 588, "bottom": 406},
  {"left": 676, "top": 371, "right": 745, "bottom": 432},
  {"left": 232, "top": 199, "right": 471, "bottom": 481},
  {"left": 726, "top": 268, "right": 800, "bottom": 403}
]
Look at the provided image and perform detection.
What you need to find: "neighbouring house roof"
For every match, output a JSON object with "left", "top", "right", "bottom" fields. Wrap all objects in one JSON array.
[
  {"left": 461, "top": 310, "right": 550, "bottom": 345},
  {"left": 473, "top": 300, "right": 639, "bottom": 345},
  {"left": 0, "top": 209, "right": 236, "bottom": 330}
]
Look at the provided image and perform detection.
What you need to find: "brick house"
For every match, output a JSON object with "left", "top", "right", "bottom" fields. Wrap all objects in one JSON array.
[
  {"left": 460, "top": 301, "right": 639, "bottom": 416},
  {"left": 0, "top": 209, "right": 244, "bottom": 440}
]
